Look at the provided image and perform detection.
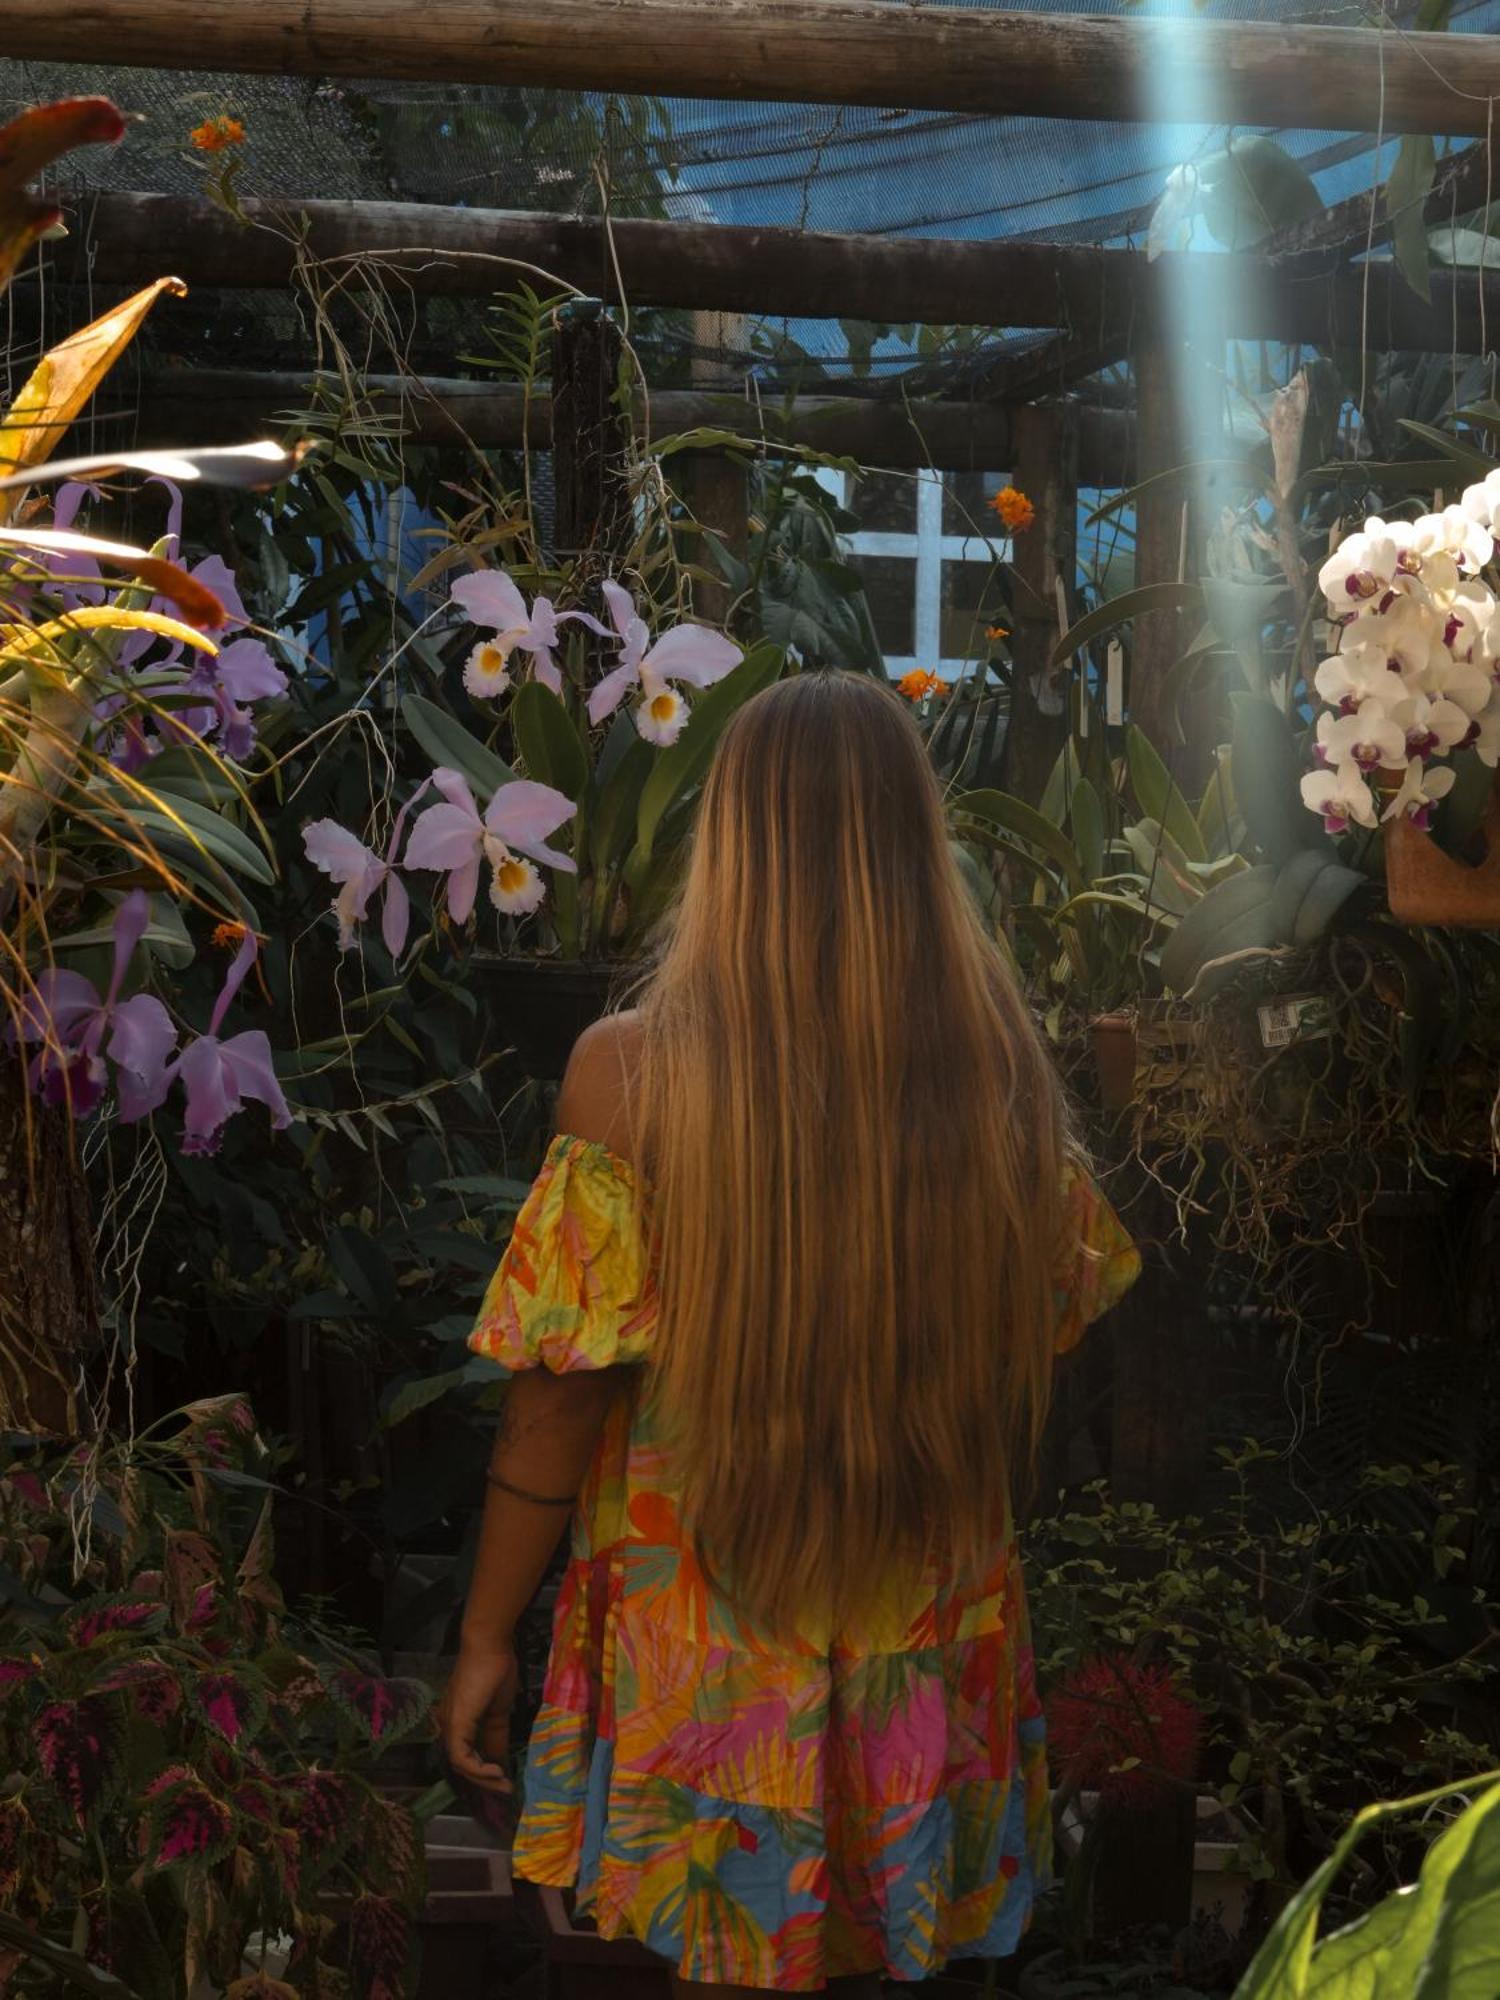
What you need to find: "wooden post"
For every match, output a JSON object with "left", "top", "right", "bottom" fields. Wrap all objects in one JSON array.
[
  {"left": 0, "top": 1060, "right": 99, "bottom": 1434},
  {"left": 1127, "top": 344, "right": 1185, "bottom": 761},
  {"left": 9, "top": 0, "right": 1500, "bottom": 137},
  {"left": 549, "top": 299, "right": 634, "bottom": 577},
  {"left": 999, "top": 400, "right": 1078, "bottom": 807},
  {"left": 1108, "top": 1174, "right": 1207, "bottom": 1516},
  {"left": 51, "top": 193, "right": 1500, "bottom": 351},
  {"left": 676, "top": 309, "right": 751, "bottom": 625}
]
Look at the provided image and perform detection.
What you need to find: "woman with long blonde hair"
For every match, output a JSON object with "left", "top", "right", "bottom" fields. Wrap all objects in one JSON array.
[{"left": 442, "top": 671, "right": 1138, "bottom": 1994}]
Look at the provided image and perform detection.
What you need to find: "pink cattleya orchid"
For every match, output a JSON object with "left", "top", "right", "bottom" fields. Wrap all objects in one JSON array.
[
  {"left": 13, "top": 890, "right": 176, "bottom": 1119},
  {"left": 302, "top": 782, "right": 430, "bottom": 957},
  {"left": 168, "top": 929, "right": 291, "bottom": 1157},
  {"left": 402, "top": 767, "right": 576, "bottom": 921},
  {"left": 450, "top": 570, "right": 608, "bottom": 699},
  {"left": 587, "top": 579, "right": 742, "bottom": 745}
]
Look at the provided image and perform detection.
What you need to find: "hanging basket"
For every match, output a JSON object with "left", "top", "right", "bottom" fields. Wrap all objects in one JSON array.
[
  {"left": 475, "top": 957, "right": 632, "bottom": 1080},
  {"left": 1386, "top": 773, "right": 1500, "bottom": 927}
]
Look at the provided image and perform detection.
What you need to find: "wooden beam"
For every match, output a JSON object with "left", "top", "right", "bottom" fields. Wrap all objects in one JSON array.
[
  {"left": 98, "top": 369, "right": 1135, "bottom": 480},
  {"left": 49, "top": 193, "right": 1500, "bottom": 356},
  {"left": 7, "top": 0, "right": 1500, "bottom": 135}
]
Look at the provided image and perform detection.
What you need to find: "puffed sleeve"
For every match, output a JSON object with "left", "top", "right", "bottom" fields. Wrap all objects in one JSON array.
[
  {"left": 1052, "top": 1163, "right": 1141, "bottom": 1355},
  {"left": 468, "top": 1136, "right": 656, "bottom": 1373}
]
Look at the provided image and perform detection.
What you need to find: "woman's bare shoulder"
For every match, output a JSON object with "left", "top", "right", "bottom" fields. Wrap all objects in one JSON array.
[{"left": 555, "top": 1010, "right": 643, "bottom": 1161}]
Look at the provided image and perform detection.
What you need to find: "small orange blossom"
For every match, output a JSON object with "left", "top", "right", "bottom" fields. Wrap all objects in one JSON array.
[
  {"left": 897, "top": 668, "right": 946, "bottom": 703},
  {"left": 985, "top": 623, "right": 1010, "bottom": 642},
  {"left": 210, "top": 919, "right": 248, "bottom": 951},
  {"left": 190, "top": 116, "right": 245, "bottom": 153},
  {"left": 988, "top": 486, "right": 1035, "bottom": 533}
]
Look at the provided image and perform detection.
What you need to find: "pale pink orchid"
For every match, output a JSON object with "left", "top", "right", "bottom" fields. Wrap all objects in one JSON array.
[
  {"left": 402, "top": 768, "right": 576, "bottom": 922},
  {"left": 450, "top": 570, "right": 607, "bottom": 698},
  {"left": 302, "top": 782, "right": 430, "bottom": 958},
  {"left": 587, "top": 580, "right": 742, "bottom": 746},
  {"left": 12, "top": 890, "right": 175, "bottom": 1120},
  {"left": 168, "top": 928, "right": 291, "bottom": 1158}
]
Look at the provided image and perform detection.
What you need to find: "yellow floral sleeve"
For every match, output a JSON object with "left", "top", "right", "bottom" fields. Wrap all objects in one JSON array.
[
  {"left": 1052, "top": 1163, "right": 1141, "bottom": 1354},
  {"left": 468, "top": 1136, "right": 656, "bottom": 1373}
]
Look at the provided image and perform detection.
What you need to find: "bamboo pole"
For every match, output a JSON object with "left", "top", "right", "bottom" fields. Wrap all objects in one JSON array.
[
  {"left": 50, "top": 193, "right": 1500, "bottom": 356},
  {"left": 6, "top": 0, "right": 1498, "bottom": 135},
  {"left": 101, "top": 369, "right": 1136, "bottom": 480}
]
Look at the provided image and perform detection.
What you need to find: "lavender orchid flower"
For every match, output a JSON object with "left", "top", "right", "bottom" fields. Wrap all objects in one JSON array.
[
  {"left": 302, "top": 781, "right": 431, "bottom": 957},
  {"left": 587, "top": 580, "right": 742, "bottom": 744},
  {"left": 403, "top": 767, "right": 576, "bottom": 920},
  {"left": 14, "top": 891, "right": 176, "bottom": 1119},
  {"left": 450, "top": 570, "right": 609, "bottom": 699},
  {"left": 169, "top": 928, "right": 291, "bottom": 1157}
]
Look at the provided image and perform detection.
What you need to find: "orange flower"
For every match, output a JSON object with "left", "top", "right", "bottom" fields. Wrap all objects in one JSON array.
[
  {"left": 988, "top": 486, "right": 1036, "bottom": 533},
  {"left": 897, "top": 668, "right": 946, "bottom": 703},
  {"left": 210, "top": 919, "right": 248, "bottom": 951},
  {"left": 985, "top": 623, "right": 1010, "bottom": 642},
  {"left": 190, "top": 116, "right": 245, "bottom": 153}
]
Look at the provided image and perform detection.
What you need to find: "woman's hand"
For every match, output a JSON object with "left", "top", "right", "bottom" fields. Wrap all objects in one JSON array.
[{"left": 439, "top": 1639, "right": 519, "bottom": 1794}]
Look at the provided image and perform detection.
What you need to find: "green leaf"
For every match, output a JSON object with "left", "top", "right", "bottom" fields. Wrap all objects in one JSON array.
[
  {"left": 401, "top": 693, "right": 513, "bottom": 796},
  {"left": 1395, "top": 419, "right": 1495, "bottom": 477},
  {"left": 1389, "top": 135, "right": 1438, "bottom": 303},
  {"left": 1236, "top": 1774, "right": 1500, "bottom": 2000},
  {"left": 1126, "top": 725, "right": 1207, "bottom": 862},
  {"left": 628, "top": 643, "right": 783, "bottom": 874},
  {"left": 1158, "top": 863, "right": 1279, "bottom": 996},
  {"left": 123, "top": 800, "right": 275, "bottom": 887},
  {"left": 1069, "top": 777, "right": 1106, "bottom": 884},
  {"left": 1085, "top": 459, "right": 1267, "bottom": 527},
  {"left": 1200, "top": 136, "right": 1324, "bottom": 250},
  {"left": 1050, "top": 582, "right": 1205, "bottom": 668},
  {"left": 383, "top": 1357, "right": 498, "bottom": 1427},
  {"left": 953, "top": 788, "right": 1085, "bottom": 891},
  {"left": 511, "top": 680, "right": 589, "bottom": 801},
  {"left": 1230, "top": 693, "right": 1330, "bottom": 869},
  {"left": 590, "top": 733, "right": 654, "bottom": 877}
]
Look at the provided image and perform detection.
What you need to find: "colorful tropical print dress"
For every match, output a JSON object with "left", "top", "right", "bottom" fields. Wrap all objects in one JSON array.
[{"left": 469, "top": 1135, "right": 1139, "bottom": 1990}]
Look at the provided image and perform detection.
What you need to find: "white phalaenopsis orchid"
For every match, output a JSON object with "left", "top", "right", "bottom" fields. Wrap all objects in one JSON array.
[
  {"left": 1410, "top": 505, "right": 1493, "bottom": 584},
  {"left": 587, "top": 580, "right": 743, "bottom": 746},
  {"left": 1315, "top": 701, "right": 1405, "bottom": 773},
  {"left": 1317, "top": 517, "right": 1414, "bottom": 614},
  {"left": 1462, "top": 468, "right": 1500, "bottom": 530},
  {"left": 1381, "top": 757, "right": 1457, "bottom": 829},
  {"left": 450, "top": 570, "right": 608, "bottom": 699},
  {"left": 1392, "top": 691, "right": 1474, "bottom": 761},
  {"left": 1307, "top": 493, "right": 1500, "bottom": 830},
  {"left": 1300, "top": 761, "right": 1379, "bottom": 836}
]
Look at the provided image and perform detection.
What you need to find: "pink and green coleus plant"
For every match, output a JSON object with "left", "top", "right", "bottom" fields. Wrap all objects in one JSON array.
[{"left": 453, "top": 567, "right": 742, "bottom": 747}]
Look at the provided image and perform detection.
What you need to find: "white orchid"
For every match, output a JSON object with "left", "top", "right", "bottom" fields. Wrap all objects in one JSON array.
[
  {"left": 1381, "top": 756, "right": 1457, "bottom": 829},
  {"left": 1313, "top": 644, "right": 1408, "bottom": 714},
  {"left": 1471, "top": 692, "right": 1500, "bottom": 768},
  {"left": 1315, "top": 701, "right": 1406, "bottom": 773},
  {"left": 1392, "top": 691, "right": 1474, "bottom": 760},
  {"left": 1300, "top": 761, "right": 1379, "bottom": 835},
  {"left": 1317, "top": 517, "right": 1414, "bottom": 615},
  {"left": 587, "top": 580, "right": 742, "bottom": 746},
  {"left": 1462, "top": 469, "right": 1500, "bottom": 530},
  {"left": 1410, "top": 504, "right": 1494, "bottom": 582},
  {"left": 450, "top": 570, "right": 608, "bottom": 698},
  {"left": 1341, "top": 595, "right": 1450, "bottom": 685}
]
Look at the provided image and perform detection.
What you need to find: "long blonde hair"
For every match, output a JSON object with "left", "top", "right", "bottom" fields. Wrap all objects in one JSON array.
[{"left": 634, "top": 671, "right": 1071, "bottom": 1630}]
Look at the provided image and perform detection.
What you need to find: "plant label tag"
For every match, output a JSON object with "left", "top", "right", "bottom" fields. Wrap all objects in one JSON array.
[
  {"left": 1257, "top": 994, "right": 1333, "bottom": 1050},
  {"left": 1106, "top": 640, "right": 1124, "bottom": 725}
]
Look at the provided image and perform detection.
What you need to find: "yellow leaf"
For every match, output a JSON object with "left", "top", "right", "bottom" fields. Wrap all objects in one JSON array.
[
  {"left": 0, "top": 277, "right": 187, "bottom": 514},
  {"left": 0, "top": 606, "right": 218, "bottom": 664}
]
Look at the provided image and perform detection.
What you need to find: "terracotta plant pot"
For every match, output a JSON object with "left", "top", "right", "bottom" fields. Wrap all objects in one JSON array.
[
  {"left": 1386, "top": 775, "right": 1500, "bottom": 926},
  {"left": 1090, "top": 1013, "right": 1138, "bottom": 1112},
  {"left": 476, "top": 957, "right": 631, "bottom": 1079}
]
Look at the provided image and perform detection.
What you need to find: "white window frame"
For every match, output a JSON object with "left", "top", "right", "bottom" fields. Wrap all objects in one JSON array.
[{"left": 814, "top": 466, "right": 1011, "bottom": 676}]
